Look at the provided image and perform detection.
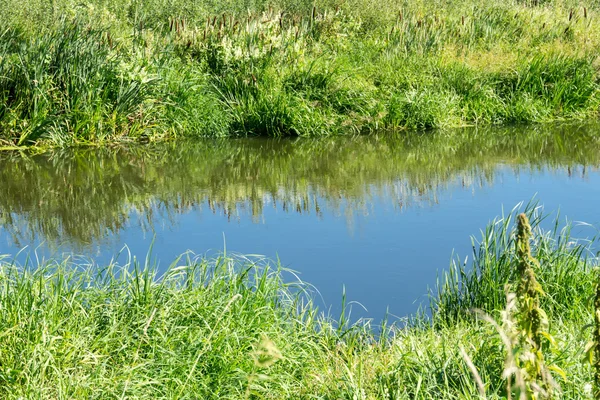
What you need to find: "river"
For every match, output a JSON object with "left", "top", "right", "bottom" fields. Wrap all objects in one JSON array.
[{"left": 1, "top": 123, "right": 599, "bottom": 322}]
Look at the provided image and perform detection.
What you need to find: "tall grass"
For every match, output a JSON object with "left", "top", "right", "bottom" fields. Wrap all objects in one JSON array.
[
  {"left": 0, "top": 20, "right": 157, "bottom": 145},
  {"left": 432, "top": 203, "right": 597, "bottom": 324},
  {"left": 0, "top": 205, "right": 598, "bottom": 398},
  {"left": 0, "top": 252, "right": 328, "bottom": 398},
  {"left": 1, "top": 0, "right": 599, "bottom": 145}
]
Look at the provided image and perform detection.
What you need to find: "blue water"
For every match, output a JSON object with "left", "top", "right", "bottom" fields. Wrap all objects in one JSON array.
[{"left": 1, "top": 129, "right": 600, "bottom": 322}]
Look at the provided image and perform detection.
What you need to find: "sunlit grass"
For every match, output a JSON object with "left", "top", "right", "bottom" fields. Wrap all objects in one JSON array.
[
  {"left": 1, "top": 0, "right": 599, "bottom": 145},
  {"left": 0, "top": 205, "right": 598, "bottom": 398}
]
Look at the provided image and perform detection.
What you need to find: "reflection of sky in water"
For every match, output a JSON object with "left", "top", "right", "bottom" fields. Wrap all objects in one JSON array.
[{"left": 1, "top": 164, "right": 599, "bottom": 322}]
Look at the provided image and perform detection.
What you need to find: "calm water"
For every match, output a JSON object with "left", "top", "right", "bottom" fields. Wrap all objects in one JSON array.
[{"left": 1, "top": 123, "right": 600, "bottom": 321}]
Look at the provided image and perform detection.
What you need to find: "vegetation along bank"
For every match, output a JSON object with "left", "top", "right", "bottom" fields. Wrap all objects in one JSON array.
[
  {"left": 1, "top": 0, "right": 600, "bottom": 146},
  {"left": 0, "top": 208, "right": 599, "bottom": 398}
]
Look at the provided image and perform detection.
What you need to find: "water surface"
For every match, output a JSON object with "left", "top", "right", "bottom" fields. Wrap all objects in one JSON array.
[{"left": 1, "top": 123, "right": 600, "bottom": 321}]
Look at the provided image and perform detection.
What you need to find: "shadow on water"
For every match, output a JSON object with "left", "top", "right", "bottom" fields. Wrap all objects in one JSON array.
[{"left": 1, "top": 123, "right": 599, "bottom": 248}]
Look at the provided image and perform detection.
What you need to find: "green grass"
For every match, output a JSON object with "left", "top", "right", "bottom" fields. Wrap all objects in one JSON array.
[
  {"left": 1, "top": 0, "right": 600, "bottom": 145},
  {"left": 0, "top": 205, "right": 598, "bottom": 398}
]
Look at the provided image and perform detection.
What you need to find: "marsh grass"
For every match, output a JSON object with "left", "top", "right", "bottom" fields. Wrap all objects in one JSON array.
[
  {"left": 1, "top": 0, "right": 600, "bottom": 145},
  {"left": 431, "top": 204, "right": 598, "bottom": 398},
  {"left": 0, "top": 20, "right": 158, "bottom": 145},
  {"left": 0, "top": 251, "right": 328, "bottom": 398},
  {"left": 0, "top": 205, "right": 599, "bottom": 398},
  {"left": 432, "top": 203, "right": 597, "bottom": 325}
]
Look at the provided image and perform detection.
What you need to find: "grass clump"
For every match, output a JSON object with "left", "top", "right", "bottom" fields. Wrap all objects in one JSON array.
[
  {"left": 0, "top": 205, "right": 600, "bottom": 398},
  {"left": 593, "top": 271, "right": 600, "bottom": 398},
  {"left": 0, "top": 253, "right": 326, "bottom": 398},
  {"left": 0, "top": 21, "right": 158, "bottom": 145},
  {"left": 1, "top": 0, "right": 600, "bottom": 145}
]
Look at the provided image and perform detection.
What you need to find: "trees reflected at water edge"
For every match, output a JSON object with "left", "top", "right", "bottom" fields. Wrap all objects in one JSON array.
[{"left": 1, "top": 123, "right": 599, "bottom": 248}]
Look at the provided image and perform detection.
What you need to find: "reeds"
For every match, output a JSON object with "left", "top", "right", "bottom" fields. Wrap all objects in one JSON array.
[
  {"left": 594, "top": 273, "right": 600, "bottom": 398},
  {"left": 1, "top": 0, "right": 600, "bottom": 145},
  {"left": 0, "top": 252, "right": 331, "bottom": 398},
  {"left": 432, "top": 203, "right": 596, "bottom": 324},
  {"left": 0, "top": 205, "right": 597, "bottom": 397},
  {"left": 0, "top": 203, "right": 597, "bottom": 397},
  {"left": 0, "top": 18, "right": 155, "bottom": 145}
]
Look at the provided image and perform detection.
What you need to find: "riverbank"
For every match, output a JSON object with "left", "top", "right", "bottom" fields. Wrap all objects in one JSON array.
[
  {"left": 1, "top": 0, "right": 599, "bottom": 146},
  {"left": 0, "top": 209, "right": 596, "bottom": 398}
]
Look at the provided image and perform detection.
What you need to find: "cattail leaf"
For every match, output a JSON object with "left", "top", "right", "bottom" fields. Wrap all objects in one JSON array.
[
  {"left": 548, "top": 365, "right": 566, "bottom": 380},
  {"left": 539, "top": 331, "right": 555, "bottom": 346},
  {"left": 584, "top": 341, "right": 594, "bottom": 364}
]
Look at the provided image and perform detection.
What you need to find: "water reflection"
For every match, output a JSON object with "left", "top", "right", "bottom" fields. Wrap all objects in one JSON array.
[{"left": 0, "top": 123, "right": 599, "bottom": 249}]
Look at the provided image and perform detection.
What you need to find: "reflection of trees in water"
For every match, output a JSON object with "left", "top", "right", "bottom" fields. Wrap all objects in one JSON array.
[{"left": 0, "top": 123, "right": 599, "bottom": 248}]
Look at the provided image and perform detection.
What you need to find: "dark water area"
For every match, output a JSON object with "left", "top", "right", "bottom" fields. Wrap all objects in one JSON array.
[{"left": 1, "top": 123, "right": 600, "bottom": 322}]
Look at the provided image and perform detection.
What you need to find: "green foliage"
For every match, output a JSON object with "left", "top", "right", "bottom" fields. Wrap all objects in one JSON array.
[
  {"left": 433, "top": 205, "right": 598, "bottom": 398},
  {"left": 515, "top": 213, "right": 544, "bottom": 351},
  {"left": 0, "top": 18, "right": 158, "bottom": 145},
  {"left": 0, "top": 253, "right": 325, "bottom": 398},
  {"left": 432, "top": 204, "right": 596, "bottom": 325},
  {"left": 0, "top": 206, "right": 598, "bottom": 398},
  {"left": 1, "top": 0, "right": 600, "bottom": 145},
  {"left": 509, "top": 213, "right": 557, "bottom": 399},
  {"left": 594, "top": 273, "right": 600, "bottom": 399}
]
